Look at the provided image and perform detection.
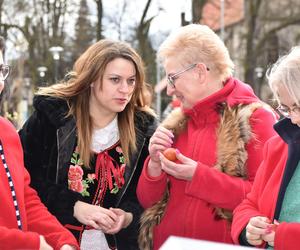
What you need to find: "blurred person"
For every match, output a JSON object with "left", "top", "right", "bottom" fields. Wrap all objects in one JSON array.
[
  {"left": 161, "top": 95, "right": 181, "bottom": 120},
  {"left": 137, "top": 24, "right": 277, "bottom": 250},
  {"left": 231, "top": 46, "right": 300, "bottom": 249},
  {"left": 18, "top": 39, "right": 157, "bottom": 249},
  {"left": 0, "top": 36, "right": 79, "bottom": 250}
]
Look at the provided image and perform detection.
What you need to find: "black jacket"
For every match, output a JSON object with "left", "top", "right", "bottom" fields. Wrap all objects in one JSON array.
[{"left": 19, "top": 95, "right": 157, "bottom": 250}]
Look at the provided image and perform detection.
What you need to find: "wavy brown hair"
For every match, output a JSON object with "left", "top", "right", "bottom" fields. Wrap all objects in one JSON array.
[{"left": 37, "top": 39, "right": 154, "bottom": 166}]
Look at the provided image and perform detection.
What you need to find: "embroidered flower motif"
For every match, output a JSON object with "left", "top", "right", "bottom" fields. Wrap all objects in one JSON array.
[
  {"left": 68, "top": 151, "right": 93, "bottom": 197},
  {"left": 68, "top": 145, "right": 126, "bottom": 198},
  {"left": 68, "top": 165, "right": 83, "bottom": 181},
  {"left": 69, "top": 179, "right": 84, "bottom": 193},
  {"left": 116, "top": 146, "right": 123, "bottom": 154},
  {"left": 110, "top": 148, "right": 126, "bottom": 194},
  {"left": 87, "top": 173, "right": 96, "bottom": 180}
]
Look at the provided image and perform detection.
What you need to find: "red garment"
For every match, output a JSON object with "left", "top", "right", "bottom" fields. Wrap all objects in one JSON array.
[
  {"left": 231, "top": 134, "right": 299, "bottom": 250},
  {"left": 137, "top": 77, "right": 277, "bottom": 249},
  {"left": 0, "top": 117, "right": 79, "bottom": 250}
]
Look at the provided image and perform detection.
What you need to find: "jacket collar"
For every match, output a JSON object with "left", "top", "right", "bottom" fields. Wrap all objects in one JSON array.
[
  {"left": 274, "top": 118, "right": 300, "bottom": 144},
  {"left": 33, "top": 95, "right": 71, "bottom": 128},
  {"left": 184, "top": 77, "right": 235, "bottom": 118},
  {"left": 183, "top": 77, "right": 260, "bottom": 126}
]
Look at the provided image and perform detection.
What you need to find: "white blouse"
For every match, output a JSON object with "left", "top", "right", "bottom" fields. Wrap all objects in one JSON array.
[{"left": 81, "top": 115, "right": 120, "bottom": 250}]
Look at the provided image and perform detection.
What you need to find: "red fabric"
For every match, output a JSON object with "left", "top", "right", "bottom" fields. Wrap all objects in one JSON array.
[
  {"left": 0, "top": 117, "right": 79, "bottom": 250},
  {"left": 137, "top": 77, "right": 277, "bottom": 249},
  {"left": 95, "top": 151, "right": 125, "bottom": 205},
  {"left": 231, "top": 135, "right": 299, "bottom": 250}
]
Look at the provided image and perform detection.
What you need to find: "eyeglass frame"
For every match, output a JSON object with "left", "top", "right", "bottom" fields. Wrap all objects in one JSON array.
[
  {"left": 276, "top": 104, "right": 300, "bottom": 118},
  {"left": 0, "top": 64, "right": 10, "bottom": 81},
  {"left": 167, "top": 63, "right": 209, "bottom": 89}
]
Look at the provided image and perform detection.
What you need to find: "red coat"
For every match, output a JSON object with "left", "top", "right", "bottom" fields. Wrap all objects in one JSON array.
[
  {"left": 232, "top": 118, "right": 300, "bottom": 250},
  {"left": 0, "top": 117, "right": 79, "bottom": 250},
  {"left": 137, "top": 78, "right": 277, "bottom": 250}
]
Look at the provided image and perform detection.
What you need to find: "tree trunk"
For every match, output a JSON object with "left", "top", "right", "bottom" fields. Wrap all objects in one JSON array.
[
  {"left": 192, "top": 0, "right": 207, "bottom": 23},
  {"left": 244, "top": 0, "right": 261, "bottom": 91},
  {"left": 95, "top": 0, "right": 103, "bottom": 40}
]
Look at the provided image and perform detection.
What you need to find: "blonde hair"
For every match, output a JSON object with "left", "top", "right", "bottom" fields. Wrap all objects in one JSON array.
[
  {"left": 37, "top": 39, "right": 154, "bottom": 166},
  {"left": 267, "top": 46, "right": 300, "bottom": 106},
  {"left": 158, "top": 24, "right": 234, "bottom": 81}
]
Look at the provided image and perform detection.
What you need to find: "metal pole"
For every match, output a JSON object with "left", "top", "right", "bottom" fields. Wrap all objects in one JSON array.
[
  {"left": 54, "top": 60, "right": 58, "bottom": 82},
  {"left": 220, "top": 0, "right": 225, "bottom": 40}
]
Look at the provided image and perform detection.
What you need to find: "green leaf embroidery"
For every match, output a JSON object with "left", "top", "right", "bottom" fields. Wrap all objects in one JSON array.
[
  {"left": 111, "top": 183, "right": 120, "bottom": 194},
  {"left": 70, "top": 158, "right": 77, "bottom": 164},
  {"left": 119, "top": 156, "right": 125, "bottom": 164}
]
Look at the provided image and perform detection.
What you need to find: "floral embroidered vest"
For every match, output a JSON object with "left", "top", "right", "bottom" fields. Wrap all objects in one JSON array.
[{"left": 67, "top": 143, "right": 126, "bottom": 207}]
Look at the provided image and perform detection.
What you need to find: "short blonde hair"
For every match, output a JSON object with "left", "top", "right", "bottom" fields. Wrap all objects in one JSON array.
[
  {"left": 158, "top": 24, "right": 234, "bottom": 81},
  {"left": 267, "top": 46, "right": 300, "bottom": 105}
]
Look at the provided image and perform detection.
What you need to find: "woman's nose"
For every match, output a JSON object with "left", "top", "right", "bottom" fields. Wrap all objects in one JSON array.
[
  {"left": 119, "top": 81, "right": 130, "bottom": 92},
  {"left": 166, "top": 84, "right": 175, "bottom": 96}
]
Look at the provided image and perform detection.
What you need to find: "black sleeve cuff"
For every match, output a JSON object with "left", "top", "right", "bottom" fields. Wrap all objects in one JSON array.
[{"left": 239, "top": 228, "right": 256, "bottom": 247}]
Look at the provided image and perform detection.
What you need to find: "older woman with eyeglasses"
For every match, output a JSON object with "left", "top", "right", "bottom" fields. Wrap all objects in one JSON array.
[
  {"left": 232, "top": 46, "right": 300, "bottom": 250},
  {"left": 137, "top": 24, "right": 278, "bottom": 250}
]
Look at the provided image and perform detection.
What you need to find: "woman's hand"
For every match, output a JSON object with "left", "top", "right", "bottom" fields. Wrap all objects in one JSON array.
[
  {"left": 246, "top": 216, "right": 271, "bottom": 246},
  {"left": 261, "top": 220, "right": 279, "bottom": 247},
  {"left": 73, "top": 201, "right": 118, "bottom": 232},
  {"left": 261, "top": 230, "right": 275, "bottom": 247},
  {"left": 104, "top": 208, "right": 133, "bottom": 234},
  {"left": 159, "top": 150, "right": 197, "bottom": 181},
  {"left": 39, "top": 235, "right": 53, "bottom": 250},
  {"left": 148, "top": 126, "right": 174, "bottom": 177}
]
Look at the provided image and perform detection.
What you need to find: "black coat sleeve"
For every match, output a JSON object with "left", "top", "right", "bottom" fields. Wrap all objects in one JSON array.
[{"left": 18, "top": 110, "right": 82, "bottom": 226}]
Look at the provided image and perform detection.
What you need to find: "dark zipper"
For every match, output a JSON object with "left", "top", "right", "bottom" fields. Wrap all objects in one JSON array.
[{"left": 115, "top": 137, "right": 146, "bottom": 208}]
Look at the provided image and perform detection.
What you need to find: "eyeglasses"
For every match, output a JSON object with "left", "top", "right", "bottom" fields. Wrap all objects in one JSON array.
[
  {"left": 276, "top": 105, "right": 300, "bottom": 118},
  {"left": 0, "top": 64, "right": 10, "bottom": 81},
  {"left": 167, "top": 63, "right": 209, "bottom": 88},
  {"left": 167, "top": 63, "right": 198, "bottom": 88}
]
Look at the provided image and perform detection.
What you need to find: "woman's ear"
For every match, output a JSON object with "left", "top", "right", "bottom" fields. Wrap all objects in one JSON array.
[{"left": 196, "top": 63, "right": 208, "bottom": 83}]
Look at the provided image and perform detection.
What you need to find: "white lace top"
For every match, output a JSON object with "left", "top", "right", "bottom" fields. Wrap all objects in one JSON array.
[{"left": 91, "top": 115, "right": 119, "bottom": 153}]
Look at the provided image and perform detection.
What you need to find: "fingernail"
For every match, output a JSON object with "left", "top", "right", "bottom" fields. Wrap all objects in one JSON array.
[{"left": 175, "top": 149, "right": 180, "bottom": 155}]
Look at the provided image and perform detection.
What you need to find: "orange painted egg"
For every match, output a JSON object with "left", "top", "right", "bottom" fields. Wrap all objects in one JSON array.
[{"left": 163, "top": 148, "right": 177, "bottom": 162}]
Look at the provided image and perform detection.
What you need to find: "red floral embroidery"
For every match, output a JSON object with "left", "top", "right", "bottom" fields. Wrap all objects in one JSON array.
[
  {"left": 116, "top": 146, "right": 123, "bottom": 153},
  {"left": 68, "top": 165, "right": 84, "bottom": 192},
  {"left": 87, "top": 173, "right": 96, "bottom": 180},
  {"left": 68, "top": 165, "right": 83, "bottom": 181},
  {"left": 69, "top": 179, "right": 84, "bottom": 192}
]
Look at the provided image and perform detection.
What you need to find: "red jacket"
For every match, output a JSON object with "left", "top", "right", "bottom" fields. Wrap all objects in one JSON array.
[
  {"left": 137, "top": 78, "right": 277, "bottom": 249},
  {"left": 0, "top": 117, "right": 79, "bottom": 250},
  {"left": 232, "top": 118, "right": 300, "bottom": 250}
]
